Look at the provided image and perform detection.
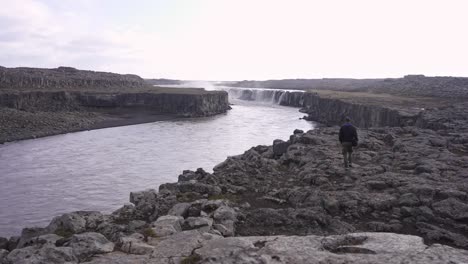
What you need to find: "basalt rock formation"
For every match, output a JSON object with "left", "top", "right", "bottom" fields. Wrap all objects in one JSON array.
[
  {"left": 0, "top": 66, "right": 230, "bottom": 143},
  {"left": 2, "top": 123, "right": 468, "bottom": 263},
  {"left": 225, "top": 75, "right": 468, "bottom": 99},
  {"left": 0, "top": 66, "right": 144, "bottom": 91},
  {"left": 0, "top": 91, "right": 230, "bottom": 117}
]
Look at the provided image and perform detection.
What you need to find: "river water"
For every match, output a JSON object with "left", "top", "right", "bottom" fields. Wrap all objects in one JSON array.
[{"left": 0, "top": 92, "right": 315, "bottom": 237}]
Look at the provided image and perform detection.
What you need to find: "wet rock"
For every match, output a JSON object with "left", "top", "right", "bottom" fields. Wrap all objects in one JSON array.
[
  {"left": 65, "top": 232, "right": 114, "bottom": 262},
  {"left": 5, "top": 245, "right": 77, "bottom": 264}
]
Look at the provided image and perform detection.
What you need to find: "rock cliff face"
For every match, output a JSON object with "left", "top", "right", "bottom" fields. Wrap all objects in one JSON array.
[
  {"left": 300, "top": 92, "right": 418, "bottom": 128},
  {"left": 0, "top": 91, "right": 230, "bottom": 117},
  {"left": 229, "top": 89, "right": 463, "bottom": 130},
  {"left": 0, "top": 66, "right": 144, "bottom": 90},
  {"left": 0, "top": 66, "right": 231, "bottom": 143},
  {"left": 224, "top": 74, "right": 468, "bottom": 98},
  {"left": 228, "top": 89, "right": 421, "bottom": 128}
]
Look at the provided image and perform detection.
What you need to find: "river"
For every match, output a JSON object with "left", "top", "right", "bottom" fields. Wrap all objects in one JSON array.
[{"left": 0, "top": 89, "right": 314, "bottom": 237}]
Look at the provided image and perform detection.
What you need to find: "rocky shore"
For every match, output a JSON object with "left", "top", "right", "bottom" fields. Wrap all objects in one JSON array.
[
  {"left": 0, "top": 67, "right": 230, "bottom": 143},
  {"left": 2, "top": 69, "right": 468, "bottom": 263},
  {"left": 1, "top": 121, "right": 467, "bottom": 263}
]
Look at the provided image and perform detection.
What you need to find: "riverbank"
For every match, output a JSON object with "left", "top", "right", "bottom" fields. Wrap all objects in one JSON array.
[
  {"left": 0, "top": 66, "right": 231, "bottom": 144},
  {"left": 0, "top": 89, "right": 231, "bottom": 144},
  {"left": 0, "top": 107, "right": 181, "bottom": 144},
  {"left": 1, "top": 124, "right": 467, "bottom": 263}
]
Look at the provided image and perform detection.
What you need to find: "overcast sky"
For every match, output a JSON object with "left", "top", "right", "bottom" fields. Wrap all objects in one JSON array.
[{"left": 1, "top": 0, "right": 467, "bottom": 80}]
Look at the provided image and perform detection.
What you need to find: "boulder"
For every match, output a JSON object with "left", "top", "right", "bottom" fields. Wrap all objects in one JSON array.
[
  {"left": 213, "top": 206, "right": 237, "bottom": 222},
  {"left": 117, "top": 233, "right": 154, "bottom": 255},
  {"left": 150, "top": 215, "right": 183, "bottom": 237},
  {"left": 297, "top": 134, "right": 325, "bottom": 145},
  {"left": 0, "top": 237, "right": 7, "bottom": 250},
  {"left": 167, "top": 202, "right": 190, "bottom": 217},
  {"left": 95, "top": 222, "right": 126, "bottom": 242},
  {"left": 47, "top": 211, "right": 104, "bottom": 236},
  {"left": 273, "top": 139, "right": 290, "bottom": 157},
  {"left": 7, "top": 237, "right": 19, "bottom": 251},
  {"left": 65, "top": 232, "right": 114, "bottom": 262},
  {"left": 16, "top": 228, "right": 49, "bottom": 249},
  {"left": 111, "top": 204, "right": 136, "bottom": 223},
  {"left": 20, "top": 234, "right": 63, "bottom": 248},
  {"left": 0, "top": 249, "right": 9, "bottom": 262},
  {"left": 183, "top": 217, "right": 213, "bottom": 232},
  {"left": 148, "top": 230, "right": 206, "bottom": 261},
  {"left": 293, "top": 129, "right": 304, "bottom": 134},
  {"left": 5, "top": 245, "right": 77, "bottom": 264},
  {"left": 213, "top": 221, "right": 235, "bottom": 237},
  {"left": 129, "top": 189, "right": 158, "bottom": 207},
  {"left": 127, "top": 220, "right": 147, "bottom": 233}
]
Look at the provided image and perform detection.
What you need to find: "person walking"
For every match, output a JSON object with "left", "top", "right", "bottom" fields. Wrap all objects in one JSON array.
[{"left": 339, "top": 117, "right": 358, "bottom": 168}]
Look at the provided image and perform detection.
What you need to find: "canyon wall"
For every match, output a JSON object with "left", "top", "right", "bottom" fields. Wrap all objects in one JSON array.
[
  {"left": 0, "top": 66, "right": 144, "bottom": 90},
  {"left": 227, "top": 88, "right": 420, "bottom": 128},
  {"left": 0, "top": 91, "right": 230, "bottom": 117},
  {"left": 299, "top": 92, "right": 418, "bottom": 128},
  {"left": 225, "top": 75, "right": 468, "bottom": 99}
]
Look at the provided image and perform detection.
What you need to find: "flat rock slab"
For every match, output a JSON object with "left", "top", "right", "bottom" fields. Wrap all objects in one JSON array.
[{"left": 194, "top": 232, "right": 468, "bottom": 264}]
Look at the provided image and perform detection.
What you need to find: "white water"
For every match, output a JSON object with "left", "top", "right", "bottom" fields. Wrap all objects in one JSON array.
[{"left": 0, "top": 95, "right": 315, "bottom": 237}]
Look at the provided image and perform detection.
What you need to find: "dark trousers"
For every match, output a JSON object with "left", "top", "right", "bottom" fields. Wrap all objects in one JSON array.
[{"left": 341, "top": 142, "right": 353, "bottom": 167}]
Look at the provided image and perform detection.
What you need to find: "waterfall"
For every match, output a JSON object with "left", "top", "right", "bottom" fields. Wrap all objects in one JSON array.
[{"left": 219, "top": 87, "right": 305, "bottom": 106}]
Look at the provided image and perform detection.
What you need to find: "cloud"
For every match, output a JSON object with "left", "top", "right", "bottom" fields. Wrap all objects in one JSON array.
[
  {"left": 0, "top": 0, "right": 468, "bottom": 80},
  {"left": 0, "top": 0, "right": 141, "bottom": 73}
]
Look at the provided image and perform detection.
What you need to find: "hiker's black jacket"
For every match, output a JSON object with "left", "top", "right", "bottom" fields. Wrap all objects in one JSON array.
[{"left": 339, "top": 123, "right": 358, "bottom": 143}]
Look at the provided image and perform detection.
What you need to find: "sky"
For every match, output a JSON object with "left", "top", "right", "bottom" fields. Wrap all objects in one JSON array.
[{"left": 0, "top": 0, "right": 467, "bottom": 80}]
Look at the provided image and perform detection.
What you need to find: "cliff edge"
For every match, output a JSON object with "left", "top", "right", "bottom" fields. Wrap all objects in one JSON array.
[{"left": 0, "top": 66, "right": 230, "bottom": 143}]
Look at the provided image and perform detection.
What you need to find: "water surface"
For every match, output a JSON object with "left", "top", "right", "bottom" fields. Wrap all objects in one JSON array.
[{"left": 0, "top": 100, "right": 314, "bottom": 237}]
